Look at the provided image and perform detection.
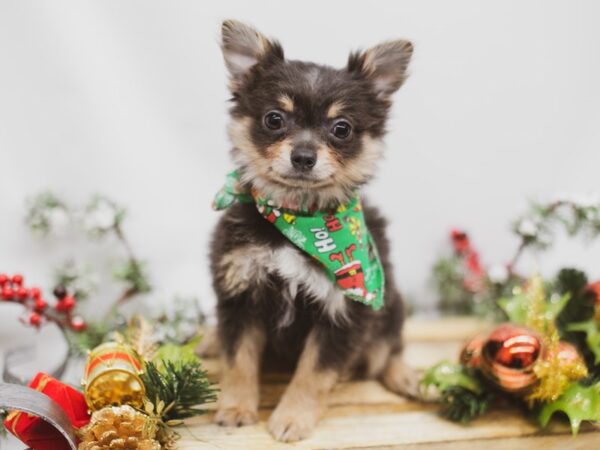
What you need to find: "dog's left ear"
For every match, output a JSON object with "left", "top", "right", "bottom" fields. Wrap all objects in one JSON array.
[
  {"left": 348, "top": 40, "right": 413, "bottom": 99},
  {"left": 221, "top": 19, "right": 284, "bottom": 90}
]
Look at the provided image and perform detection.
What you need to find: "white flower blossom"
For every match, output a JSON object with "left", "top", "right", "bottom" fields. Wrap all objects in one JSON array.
[
  {"left": 46, "top": 207, "right": 70, "bottom": 235},
  {"left": 517, "top": 219, "right": 538, "bottom": 237},
  {"left": 83, "top": 198, "right": 117, "bottom": 233}
]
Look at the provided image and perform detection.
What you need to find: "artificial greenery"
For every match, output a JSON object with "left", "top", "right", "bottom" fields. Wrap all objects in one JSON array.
[
  {"left": 538, "top": 381, "right": 600, "bottom": 435},
  {"left": 432, "top": 256, "right": 476, "bottom": 315},
  {"left": 141, "top": 359, "right": 217, "bottom": 422},
  {"left": 67, "top": 320, "right": 124, "bottom": 356},
  {"left": 113, "top": 259, "right": 151, "bottom": 296},
  {"left": 24, "top": 191, "right": 68, "bottom": 235},
  {"left": 555, "top": 268, "right": 594, "bottom": 329},
  {"left": 440, "top": 386, "right": 495, "bottom": 423},
  {"left": 420, "top": 361, "right": 494, "bottom": 423},
  {"left": 431, "top": 196, "right": 600, "bottom": 317}
]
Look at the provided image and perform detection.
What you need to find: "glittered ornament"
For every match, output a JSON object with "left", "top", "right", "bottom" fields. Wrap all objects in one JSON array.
[
  {"left": 527, "top": 334, "right": 588, "bottom": 404},
  {"left": 556, "top": 341, "right": 584, "bottom": 366},
  {"left": 480, "top": 323, "right": 542, "bottom": 393},
  {"left": 82, "top": 342, "right": 145, "bottom": 411}
]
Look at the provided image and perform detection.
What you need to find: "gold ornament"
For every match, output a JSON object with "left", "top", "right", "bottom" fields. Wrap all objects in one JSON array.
[
  {"left": 82, "top": 341, "right": 145, "bottom": 411},
  {"left": 524, "top": 274, "right": 547, "bottom": 333},
  {"left": 527, "top": 334, "right": 588, "bottom": 405},
  {"left": 125, "top": 315, "right": 159, "bottom": 361},
  {"left": 78, "top": 405, "right": 160, "bottom": 450},
  {"left": 522, "top": 274, "right": 588, "bottom": 404}
]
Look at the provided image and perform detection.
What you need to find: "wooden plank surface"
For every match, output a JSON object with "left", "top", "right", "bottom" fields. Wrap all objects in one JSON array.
[{"left": 179, "top": 317, "right": 600, "bottom": 449}]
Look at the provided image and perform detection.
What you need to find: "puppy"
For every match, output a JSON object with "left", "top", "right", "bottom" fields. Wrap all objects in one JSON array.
[{"left": 209, "top": 20, "right": 416, "bottom": 442}]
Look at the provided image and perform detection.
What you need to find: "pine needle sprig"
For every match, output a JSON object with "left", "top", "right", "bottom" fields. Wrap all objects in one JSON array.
[
  {"left": 440, "top": 386, "right": 495, "bottom": 423},
  {"left": 142, "top": 359, "right": 217, "bottom": 422}
]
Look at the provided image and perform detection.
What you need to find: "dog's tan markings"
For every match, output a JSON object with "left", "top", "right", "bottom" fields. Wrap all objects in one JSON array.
[
  {"left": 326, "top": 100, "right": 346, "bottom": 119},
  {"left": 365, "top": 341, "right": 392, "bottom": 378},
  {"left": 218, "top": 244, "right": 271, "bottom": 296},
  {"left": 381, "top": 352, "right": 420, "bottom": 399},
  {"left": 268, "top": 331, "right": 338, "bottom": 442},
  {"left": 215, "top": 326, "right": 266, "bottom": 427},
  {"left": 333, "top": 133, "right": 384, "bottom": 189},
  {"left": 195, "top": 327, "right": 221, "bottom": 358},
  {"left": 278, "top": 94, "right": 294, "bottom": 113},
  {"left": 266, "top": 138, "right": 292, "bottom": 161}
]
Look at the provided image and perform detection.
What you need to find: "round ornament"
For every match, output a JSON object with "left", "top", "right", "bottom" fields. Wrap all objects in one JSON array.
[
  {"left": 460, "top": 333, "right": 486, "bottom": 369},
  {"left": 480, "top": 323, "right": 542, "bottom": 393}
]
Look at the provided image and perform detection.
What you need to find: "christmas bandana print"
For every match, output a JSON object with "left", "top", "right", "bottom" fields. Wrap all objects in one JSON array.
[{"left": 213, "top": 171, "right": 385, "bottom": 310}]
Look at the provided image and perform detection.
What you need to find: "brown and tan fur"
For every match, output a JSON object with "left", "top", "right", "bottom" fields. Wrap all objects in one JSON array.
[{"left": 204, "top": 20, "right": 417, "bottom": 442}]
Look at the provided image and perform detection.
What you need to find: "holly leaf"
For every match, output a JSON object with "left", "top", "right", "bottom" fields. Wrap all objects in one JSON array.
[
  {"left": 497, "top": 293, "right": 529, "bottom": 324},
  {"left": 154, "top": 334, "right": 202, "bottom": 367},
  {"left": 567, "top": 320, "right": 600, "bottom": 364},
  {"left": 497, "top": 292, "right": 570, "bottom": 324},
  {"left": 538, "top": 382, "right": 600, "bottom": 435},
  {"left": 420, "top": 361, "right": 481, "bottom": 394}
]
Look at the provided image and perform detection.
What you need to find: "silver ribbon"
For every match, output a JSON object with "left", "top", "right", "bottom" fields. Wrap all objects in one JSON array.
[
  {"left": 3, "top": 345, "right": 69, "bottom": 385},
  {"left": 0, "top": 382, "right": 78, "bottom": 450}
]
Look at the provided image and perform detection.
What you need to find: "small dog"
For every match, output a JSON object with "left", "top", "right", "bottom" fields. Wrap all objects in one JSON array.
[{"left": 208, "top": 19, "right": 416, "bottom": 442}]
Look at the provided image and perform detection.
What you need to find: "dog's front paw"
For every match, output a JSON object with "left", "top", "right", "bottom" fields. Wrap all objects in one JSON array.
[
  {"left": 214, "top": 406, "right": 258, "bottom": 427},
  {"left": 382, "top": 355, "right": 421, "bottom": 400},
  {"left": 267, "top": 405, "right": 317, "bottom": 442}
]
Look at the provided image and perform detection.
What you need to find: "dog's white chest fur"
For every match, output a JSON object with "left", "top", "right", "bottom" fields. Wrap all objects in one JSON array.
[{"left": 219, "top": 244, "right": 347, "bottom": 323}]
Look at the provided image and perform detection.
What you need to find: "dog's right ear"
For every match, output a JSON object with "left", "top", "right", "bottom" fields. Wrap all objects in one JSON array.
[{"left": 221, "top": 20, "right": 283, "bottom": 90}]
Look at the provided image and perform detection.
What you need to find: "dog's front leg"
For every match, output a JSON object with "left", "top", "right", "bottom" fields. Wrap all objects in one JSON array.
[
  {"left": 215, "top": 323, "right": 265, "bottom": 427},
  {"left": 267, "top": 329, "right": 340, "bottom": 442}
]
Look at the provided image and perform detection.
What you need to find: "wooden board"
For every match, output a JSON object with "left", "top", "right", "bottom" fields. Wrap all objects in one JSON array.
[{"left": 178, "top": 317, "right": 600, "bottom": 449}]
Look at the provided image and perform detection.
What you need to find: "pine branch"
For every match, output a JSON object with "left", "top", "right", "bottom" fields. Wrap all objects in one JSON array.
[
  {"left": 440, "top": 386, "right": 494, "bottom": 423},
  {"left": 142, "top": 360, "right": 217, "bottom": 422}
]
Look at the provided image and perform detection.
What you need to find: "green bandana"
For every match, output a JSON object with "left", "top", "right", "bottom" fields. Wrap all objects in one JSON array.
[{"left": 213, "top": 171, "right": 385, "bottom": 310}]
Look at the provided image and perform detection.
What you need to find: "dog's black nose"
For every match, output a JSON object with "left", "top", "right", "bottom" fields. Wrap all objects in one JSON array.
[{"left": 290, "top": 147, "right": 317, "bottom": 171}]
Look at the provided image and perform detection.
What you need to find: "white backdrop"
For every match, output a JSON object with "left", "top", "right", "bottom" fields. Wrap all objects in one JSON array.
[{"left": 1, "top": 0, "right": 600, "bottom": 324}]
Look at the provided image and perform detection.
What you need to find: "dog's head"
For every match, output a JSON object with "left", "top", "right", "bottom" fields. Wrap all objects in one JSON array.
[{"left": 221, "top": 20, "right": 413, "bottom": 208}]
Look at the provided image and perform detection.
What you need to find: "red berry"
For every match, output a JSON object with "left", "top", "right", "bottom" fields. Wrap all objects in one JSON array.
[
  {"left": 0, "top": 274, "right": 8, "bottom": 286},
  {"left": 70, "top": 316, "right": 86, "bottom": 331},
  {"left": 16, "top": 287, "right": 29, "bottom": 300},
  {"left": 34, "top": 299, "right": 48, "bottom": 312},
  {"left": 29, "top": 287, "right": 41, "bottom": 299},
  {"left": 29, "top": 312, "right": 42, "bottom": 327},
  {"left": 61, "top": 295, "right": 76, "bottom": 311},
  {"left": 11, "top": 274, "right": 23, "bottom": 286},
  {"left": 2, "top": 286, "right": 14, "bottom": 300}
]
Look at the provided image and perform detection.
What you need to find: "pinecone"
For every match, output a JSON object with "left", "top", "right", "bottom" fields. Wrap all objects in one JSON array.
[{"left": 78, "top": 405, "right": 161, "bottom": 450}]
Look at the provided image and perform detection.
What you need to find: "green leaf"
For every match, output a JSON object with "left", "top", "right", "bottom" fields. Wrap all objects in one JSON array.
[
  {"left": 420, "top": 361, "right": 481, "bottom": 394},
  {"left": 154, "top": 335, "right": 202, "bottom": 366},
  {"left": 497, "top": 292, "right": 570, "bottom": 325},
  {"left": 567, "top": 320, "right": 600, "bottom": 365},
  {"left": 497, "top": 294, "right": 529, "bottom": 324},
  {"left": 538, "top": 382, "right": 600, "bottom": 435}
]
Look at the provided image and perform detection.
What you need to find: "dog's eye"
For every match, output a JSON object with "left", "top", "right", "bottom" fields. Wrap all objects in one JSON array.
[
  {"left": 264, "top": 111, "right": 285, "bottom": 130},
  {"left": 331, "top": 120, "right": 352, "bottom": 140}
]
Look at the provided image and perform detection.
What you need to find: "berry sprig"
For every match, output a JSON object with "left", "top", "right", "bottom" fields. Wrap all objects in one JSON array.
[{"left": 0, "top": 272, "right": 86, "bottom": 331}]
